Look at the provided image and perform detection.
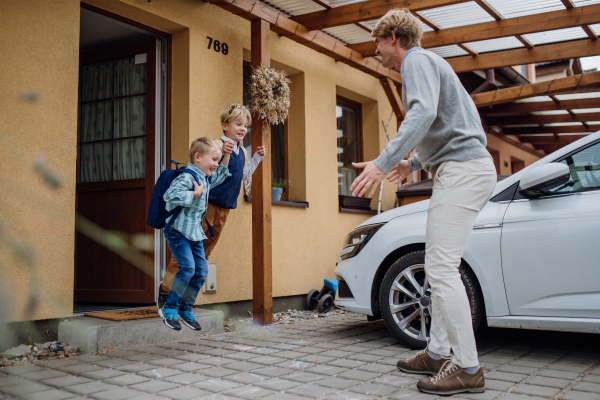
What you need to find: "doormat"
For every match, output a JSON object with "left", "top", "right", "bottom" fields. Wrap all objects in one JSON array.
[{"left": 84, "top": 307, "right": 159, "bottom": 321}]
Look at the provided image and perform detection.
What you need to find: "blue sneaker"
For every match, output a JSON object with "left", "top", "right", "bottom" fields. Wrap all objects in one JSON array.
[
  {"left": 178, "top": 308, "right": 202, "bottom": 331},
  {"left": 160, "top": 307, "right": 181, "bottom": 331}
]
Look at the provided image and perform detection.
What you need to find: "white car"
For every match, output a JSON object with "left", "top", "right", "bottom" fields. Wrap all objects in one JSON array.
[{"left": 334, "top": 131, "right": 600, "bottom": 349}]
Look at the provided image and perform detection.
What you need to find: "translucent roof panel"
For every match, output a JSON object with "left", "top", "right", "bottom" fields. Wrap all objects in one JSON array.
[
  {"left": 555, "top": 92, "right": 600, "bottom": 100},
  {"left": 262, "top": 0, "right": 325, "bottom": 16},
  {"left": 503, "top": 124, "right": 541, "bottom": 127},
  {"left": 546, "top": 122, "right": 588, "bottom": 126},
  {"left": 522, "top": 27, "right": 588, "bottom": 46},
  {"left": 465, "top": 37, "right": 524, "bottom": 54},
  {"left": 515, "top": 96, "right": 554, "bottom": 103},
  {"left": 485, "top": 0, "right": 566, "bottom": 19},
  {"left": 572, "top": 0, "right": 600, "bottom": 6},
  {"left": 557, "top": 132, "right": 592, "bottom": 136},
  {"left": 328, "top": 0, "right": 368, "bottom": 6},
  {"left": 428, "top": 45, "right": 468, "bottom": 58},
  {"left": 530, "top": 110, "right": 570, "bottom": 116},
  {"left": 591, "top": 24, "right": 600, "bottom": 36},
  {"left": 419, "top": 2, "right": 495, "bottom": 29},
  {"left": 322, "top": 25, "right": 373, "bottom": 44},
  {"left": 573, "top": 108, "right": 600, "bottom": 113}
]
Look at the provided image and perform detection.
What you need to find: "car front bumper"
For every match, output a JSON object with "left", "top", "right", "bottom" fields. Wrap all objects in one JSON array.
[{"left": 333, "top": 245, "right": 383, "bottom": 316}]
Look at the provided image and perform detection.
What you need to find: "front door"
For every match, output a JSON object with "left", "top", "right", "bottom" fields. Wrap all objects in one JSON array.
[
  {"left": 75, "top": 40, "right": 156, "bottom": 303},
  {"left": 501, "top": 139, "right": 600, "bottom": 318}
]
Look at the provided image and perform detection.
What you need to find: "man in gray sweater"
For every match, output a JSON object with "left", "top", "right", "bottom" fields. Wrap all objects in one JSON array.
[{"left": 350, "top": 9, "right": 496, "bottom": 396}]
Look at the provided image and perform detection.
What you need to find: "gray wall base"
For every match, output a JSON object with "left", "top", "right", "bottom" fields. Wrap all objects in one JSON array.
[
  {"left": 58, "top": 308, "right": 223, "bottom": 353},
  {"left": 199, "top": 294, "right": 308, "bottom": 319}
]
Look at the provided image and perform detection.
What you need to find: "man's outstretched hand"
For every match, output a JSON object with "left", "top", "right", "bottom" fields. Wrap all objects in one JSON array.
[
  {"left": 387, "top": 160, "right": 411, "bottom": 185},
  {"left": 350, "top": 161, "right": 387, "bottom": 198}
]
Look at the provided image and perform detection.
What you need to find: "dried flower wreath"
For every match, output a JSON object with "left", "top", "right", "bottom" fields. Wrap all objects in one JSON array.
[{"left": 249, "top": 64, "right": 291, "bottom": 125}]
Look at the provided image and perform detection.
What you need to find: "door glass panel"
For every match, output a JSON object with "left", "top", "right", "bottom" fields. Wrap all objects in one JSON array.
[
  {"left": 115, "top": 96, "right": 146, "bottom": 138},
  {"left": 80, "top": 100, "right": 113, "bottom": 143},
  {"left": 81, "top": 61, "right": 113, "bottom": 102},
  {"left": 113, "top": 138, "right": 146, "bottom": 180},
  {"left": 546, "top": 141, "right": 600, "bottom": 195},
  {"left": 337, "top": 104, "right": 359, "bottom": 196},
  {"left": 115, "top": 56, "right": 147, "bottom": 97},
  {"left": 79, "top": 142, "right": 112, "bottom": 182},
  {"left": 79, "top": 54, "right": 148, "bottom": 183}
]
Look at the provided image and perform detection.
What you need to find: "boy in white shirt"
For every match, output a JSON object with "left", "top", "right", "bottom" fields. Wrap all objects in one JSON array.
[{"left": 158, "top": 104, "right": 266, "bottom": 307}]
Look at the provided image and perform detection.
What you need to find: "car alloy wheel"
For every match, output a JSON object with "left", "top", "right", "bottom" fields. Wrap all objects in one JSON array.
[
  {"left": 379, "top": 250, "right": 484, "bottom": 349},
  {"left": 389, "top": 263, "right": 431, "bottom": 342}
]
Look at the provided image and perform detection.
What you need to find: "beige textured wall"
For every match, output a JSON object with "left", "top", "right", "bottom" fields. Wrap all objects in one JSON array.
[
  {"left": 2, "top": 0, "right": 397, "bottom": 321},
  {"left": 486, "top": 134, "right": 541, "bottom": 175},
  {"left": 0, "top": 0, "right": 81, "bottom": 322}
]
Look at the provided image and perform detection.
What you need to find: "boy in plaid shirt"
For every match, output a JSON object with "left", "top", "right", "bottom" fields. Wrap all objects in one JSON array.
[{"left": 159, "top": 137, "right": 234, "bottom": 330}]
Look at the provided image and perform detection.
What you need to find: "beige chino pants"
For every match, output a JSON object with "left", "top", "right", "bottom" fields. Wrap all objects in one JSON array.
[{"left": 425, "top": 157, "right": 496, "bottom": 368}]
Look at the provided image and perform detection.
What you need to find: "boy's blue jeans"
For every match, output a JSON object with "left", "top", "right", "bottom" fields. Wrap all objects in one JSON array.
[{"left": 163, "top": 229, "right": 208, "bottom": 311}]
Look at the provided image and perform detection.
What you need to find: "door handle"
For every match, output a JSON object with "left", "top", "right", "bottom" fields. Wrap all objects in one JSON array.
[{"left": 473, "top": 223, "right": 502, "bottom": 230}]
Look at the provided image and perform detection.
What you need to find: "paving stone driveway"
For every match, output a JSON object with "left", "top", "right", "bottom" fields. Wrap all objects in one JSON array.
[{"left": 1, "top": 312, "right": 599, "bottom": 400}]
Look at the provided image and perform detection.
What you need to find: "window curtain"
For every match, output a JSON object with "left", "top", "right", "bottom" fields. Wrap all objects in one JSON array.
[
  {"left": 79, "top": 56, "right": 147, "bottom": 183},
  {"left": 337, "top": 104, "right": 359, "bottom": 196},
  {"left": 339, "top": 167, "right": 357, "bottom": 197},
  {"left": 80, "top": 62, "right": 114, "bottom": 183}
]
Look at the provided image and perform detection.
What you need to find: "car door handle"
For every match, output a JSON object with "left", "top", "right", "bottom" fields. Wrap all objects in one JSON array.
[{"left": 473, "top": 223, "right": 502, "bottom": 230}]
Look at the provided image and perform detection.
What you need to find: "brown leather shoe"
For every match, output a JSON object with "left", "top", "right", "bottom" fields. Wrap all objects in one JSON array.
[
  {"left": 417, "top": 361, "right": 485, "bottom": 395},
  {"left": 396, "top": 349, "right": 452, "bottom": 376}
]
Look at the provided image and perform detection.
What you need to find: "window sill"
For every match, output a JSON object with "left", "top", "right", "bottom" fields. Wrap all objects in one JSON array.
[
  {"left": 244, "top": 195, "right": 309, "bottom": 208},
  {"left": 339, "top": 207, "right": 377, "bottom": 215}
]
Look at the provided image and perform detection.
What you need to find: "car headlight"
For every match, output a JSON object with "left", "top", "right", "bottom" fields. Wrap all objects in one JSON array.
[{"left": 340, "top": 223, "right": 385, "bottom": 260}]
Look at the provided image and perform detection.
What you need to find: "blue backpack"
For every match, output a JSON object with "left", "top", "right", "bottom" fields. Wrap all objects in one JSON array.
[{"left": 147, "top": 161, "right": 201, "bottom": 234}]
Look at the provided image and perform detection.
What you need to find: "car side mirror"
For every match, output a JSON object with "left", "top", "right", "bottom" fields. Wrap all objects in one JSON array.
[{"left": 519, "top": 163, "right": 570, "bottom": 198}]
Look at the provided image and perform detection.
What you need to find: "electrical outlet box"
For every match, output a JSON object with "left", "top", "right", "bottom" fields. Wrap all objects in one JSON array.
[{"left": 203, "top": 264, "right": 217, "bottom": 293}]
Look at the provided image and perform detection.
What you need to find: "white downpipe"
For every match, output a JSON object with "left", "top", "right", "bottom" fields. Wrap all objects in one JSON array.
[{"left": 377, "top": 111, "right": 394, "bottom": 214}]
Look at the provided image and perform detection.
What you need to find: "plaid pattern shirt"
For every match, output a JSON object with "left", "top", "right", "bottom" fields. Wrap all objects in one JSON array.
[{"left": 164, "top": 162, "right": 231, "bottom": 241}]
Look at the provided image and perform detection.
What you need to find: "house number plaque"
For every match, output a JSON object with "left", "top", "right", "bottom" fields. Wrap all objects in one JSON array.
[{"left": 207, "top": 37, "right": 228, "bottom": 55}]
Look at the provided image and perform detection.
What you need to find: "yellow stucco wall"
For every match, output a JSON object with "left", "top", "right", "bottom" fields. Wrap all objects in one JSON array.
[
  {"left": 486, "top": 134, "right": 541, "bottom": 175},
  {"left": 0, "top": 0, "right": 81, "bottom": 322},
  {"left": 1, "top": 0, "right": 400, "bottom": 321}
]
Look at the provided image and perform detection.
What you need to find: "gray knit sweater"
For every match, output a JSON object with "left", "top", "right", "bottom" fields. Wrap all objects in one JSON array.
[{"left": 374, "top": 49, "right": 490, "bottom": 177}]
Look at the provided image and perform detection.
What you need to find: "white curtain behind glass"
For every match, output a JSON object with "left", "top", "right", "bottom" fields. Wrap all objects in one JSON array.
[{"left": 79, "top": 56, "right": 146, "bottom": 182}]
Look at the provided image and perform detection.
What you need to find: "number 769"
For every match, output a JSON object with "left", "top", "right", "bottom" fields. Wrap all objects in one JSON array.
[{"left": 207, "top": 37, "right": 228, "bottom": 55}]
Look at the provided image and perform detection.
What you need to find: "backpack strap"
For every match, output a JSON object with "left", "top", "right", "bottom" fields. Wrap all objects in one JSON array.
[
  {"left": 178, "top": 168, "right": 201, "bottom": 186},
  {"left": 240, "top": 145, "right": 248, "bottom": 168},
  {"left": 171, "top": 160, "right": 186, "bottom": 170},
  {"left": 163, "top": 167, "right": 201, "bottom": 233},
  {"left": 204, "top": 217, "right": 215, "bottom": 237},
  {"left": 163, "top": 207, "right": 183, "bottom": 234}
]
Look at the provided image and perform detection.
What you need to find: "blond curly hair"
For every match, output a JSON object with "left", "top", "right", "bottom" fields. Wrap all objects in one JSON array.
[{"left": 371, "top": 8, "right": 423, "bottom": 49}]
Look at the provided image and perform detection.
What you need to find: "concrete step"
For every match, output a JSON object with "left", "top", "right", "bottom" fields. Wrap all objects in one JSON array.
[{"left": 58, "top": 308, "right": 223, "bottom": 353}]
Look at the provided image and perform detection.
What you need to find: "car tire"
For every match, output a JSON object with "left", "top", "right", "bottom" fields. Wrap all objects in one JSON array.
[{"left": 379, "top": 250, "right": 484, "bottom": 349}]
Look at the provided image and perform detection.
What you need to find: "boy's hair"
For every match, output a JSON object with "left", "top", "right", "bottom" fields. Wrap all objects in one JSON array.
[
  {"left": 189, "top": 137, "right": 221, "bottom": 162},
  {"left": 371, "top": 8, "right": 423, "bottom": 49},
  {"left": 220, "top": 103, "right": 252, "bottom": 127}
]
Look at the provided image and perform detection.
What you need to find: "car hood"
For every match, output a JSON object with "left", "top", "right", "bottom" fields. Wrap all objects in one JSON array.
[
  {"left": 356, "top": 200, "right": 430, "bottom": 228},
  {"left": 354, "top": 131, "right": 600, "bottom": 232}
]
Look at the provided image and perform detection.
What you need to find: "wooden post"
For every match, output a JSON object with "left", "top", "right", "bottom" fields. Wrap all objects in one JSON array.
[{"left": 251, "top": 19, "right": 273, "bottom": 325}]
